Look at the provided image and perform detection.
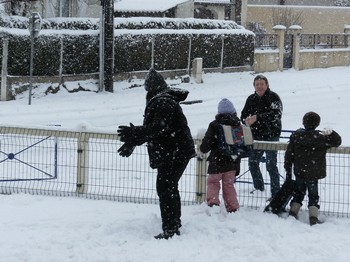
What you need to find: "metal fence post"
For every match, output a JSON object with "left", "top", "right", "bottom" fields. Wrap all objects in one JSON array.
[
  {"left": 59, "top": 37, "right": 63, "bottom": 85},
  {"left": 99, "top": 3, "right": 105, "bottom": 92},
  {"left": 1, "top": 39, "right": 8, "bottom": 101},
  {"left": 28, "top": 12, "right": 42, "bottom": 105},
  {"left": 187, "top": 35, "right": 192, "bottom": 75},
  {"left": 220, "top": 35, "right": 225, "bottom": 73},
  {"left": 151, "top": 36, "right": 155, "bottom": 68}
]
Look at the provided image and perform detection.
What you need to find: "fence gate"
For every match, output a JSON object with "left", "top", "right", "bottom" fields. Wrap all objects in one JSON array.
[{"left": 283, "top": 34, "right": 294, "bottom": 69}]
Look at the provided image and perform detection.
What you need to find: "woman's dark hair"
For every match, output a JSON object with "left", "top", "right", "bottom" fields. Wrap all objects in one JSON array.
[{"left": 253, "top": 74, "right": 269, "bottom": 86}]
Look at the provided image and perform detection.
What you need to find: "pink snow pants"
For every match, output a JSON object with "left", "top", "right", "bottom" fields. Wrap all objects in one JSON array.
[{"left": 207, "top": 170, "right": 239, "bottom": 212}]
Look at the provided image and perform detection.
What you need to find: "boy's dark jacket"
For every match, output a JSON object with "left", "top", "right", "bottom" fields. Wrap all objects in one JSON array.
[
  {"left": 200, "top": 113, "right": 241, "bottom": 175},
  {"left": 132, "top": 88, "right": 196, "bottom": 169},
  {"left": 284, "top": 128, "right": 342, "bottom": 181}
]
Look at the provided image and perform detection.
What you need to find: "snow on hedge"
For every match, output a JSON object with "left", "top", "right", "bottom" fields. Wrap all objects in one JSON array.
[{"left": 0, "top": 14, "right": 251, "bottom": 32}]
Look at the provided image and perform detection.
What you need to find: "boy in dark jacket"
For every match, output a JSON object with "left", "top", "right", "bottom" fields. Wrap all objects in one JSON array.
[
  {"left": 284, "top": 112, "right": 342, "bottom": 225},
  {"left": 117, "top": 68, "right": 196, "bottom": 239},
  {"left": 200, "top": 98, "right": 240, "bottom": 213}
]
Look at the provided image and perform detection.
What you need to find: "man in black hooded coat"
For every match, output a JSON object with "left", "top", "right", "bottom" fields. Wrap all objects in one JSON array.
[{"left": 118, "top": 68, "right": 195, "bottom": 239}]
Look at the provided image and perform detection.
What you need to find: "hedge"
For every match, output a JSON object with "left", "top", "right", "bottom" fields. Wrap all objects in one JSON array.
[{"left": 0, "top": 17, "right": 255, "bottom": 75}]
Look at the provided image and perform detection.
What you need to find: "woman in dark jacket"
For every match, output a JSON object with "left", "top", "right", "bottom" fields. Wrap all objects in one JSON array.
[
  {"left": 241, "top": 75, "right": 283, "bottom": 197},
  {"left": 118, "top": 68, "right": 195, "bottom": 239},
  {"left": 285, "top": 112, "right": 342, "bottom": 225},
  {"left": 200, "top": 98, "right": 240, "bottom": 213}
]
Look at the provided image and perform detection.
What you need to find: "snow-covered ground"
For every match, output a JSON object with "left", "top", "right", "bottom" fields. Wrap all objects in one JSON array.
[{"left": 0, "top": 66, "right": 350, "bottom": 261}]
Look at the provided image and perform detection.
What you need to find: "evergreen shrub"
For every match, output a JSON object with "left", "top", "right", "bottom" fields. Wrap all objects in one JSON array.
[{"left": 0, "top": 17, "right": 254, "bottom": 75}]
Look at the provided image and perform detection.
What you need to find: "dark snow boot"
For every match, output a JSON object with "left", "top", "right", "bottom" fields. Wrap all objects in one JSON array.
[
  {"left": 309, "top": 206, "right": 322, "bottom": 226},
  {"left": 309, "top": 216, "right": 322, "bottom": 226},
  {"left": 289, "top": 202, "right": 301, "bottom": 219},
  {"left": 154, "top": 229, "right": 180, "bottom": 240}
]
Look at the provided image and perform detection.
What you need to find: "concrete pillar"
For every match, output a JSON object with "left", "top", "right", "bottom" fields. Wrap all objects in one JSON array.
[
  {"left": 289, "top": 25, "right": 302, "bottom": 71},
  {"left": 192, "top": 58, "right": 203, "bottom": 84},
  {"left": 76, "top": 133, "right": 89, "bottom": 194},
  {"left": 195, "top": 139, "right": 207, "bottom": 204},
  {"left": 273, "top": 25, "right": 286, "bottom": 72},
  {"left": 241, "top": 0, "right": 248, "bottom": 27},
  {"left": 344, "top": 25, "right": 350, "bottom": 48}
]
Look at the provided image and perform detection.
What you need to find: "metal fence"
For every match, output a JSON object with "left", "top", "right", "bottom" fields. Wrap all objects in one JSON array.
[
  {"left": 0, "top": 126, "right": 349, "bottom": 217},
  {"left": 254, "top": 33, "right": 349, "bottom": 50},
  {"left": 254, "top": 34, "right": 278, "bottom": 50},
  {"left": 300, "top": 34, "right": 348, "bottom": 49}
]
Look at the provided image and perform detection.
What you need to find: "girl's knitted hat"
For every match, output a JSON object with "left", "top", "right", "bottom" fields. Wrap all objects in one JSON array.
[{"left": 218, "top": 98, "right": 236, "bottom": 114}]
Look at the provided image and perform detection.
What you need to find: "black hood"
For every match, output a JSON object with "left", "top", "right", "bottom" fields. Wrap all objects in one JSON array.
[
  {"left": 148, "top": 88, "right": 189, "bottom": 105},
  {"left": 144, "top": 68, "right": 168, "bottom": 93},
  {"left": 215, "top": 113, "right": 241, "bottom": 126}
]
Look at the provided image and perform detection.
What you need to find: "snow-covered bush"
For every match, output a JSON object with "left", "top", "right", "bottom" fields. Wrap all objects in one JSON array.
[
  {"left": 115, "top": 17, "right": 242, "bottom": 30},
  {"left": 0, "top": 15, "right": 99, "bottom": 30},
  {"left": 0, "top": 17, "right": 254, "bottom": 75}
]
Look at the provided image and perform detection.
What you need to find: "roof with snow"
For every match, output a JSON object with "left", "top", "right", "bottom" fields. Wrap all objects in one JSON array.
[{"left": 114, "top": 0, "right": 192, "bottom": 12}]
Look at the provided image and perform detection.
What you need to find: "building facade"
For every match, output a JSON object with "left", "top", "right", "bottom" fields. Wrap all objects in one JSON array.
[
  {"left": 248, "top": 0, "right": 335, "bottom": 6},
  {"left": 3, "top": 0, "right": 100, "bottom": 18}
]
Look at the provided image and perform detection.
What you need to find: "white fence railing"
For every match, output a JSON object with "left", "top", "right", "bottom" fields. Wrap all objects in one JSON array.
[{"left": 0, "top": 126, "right": 349, "bottom": 217}]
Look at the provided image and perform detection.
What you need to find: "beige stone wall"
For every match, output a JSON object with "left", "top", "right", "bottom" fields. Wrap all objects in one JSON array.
[
  {"left": 253, "top": 51, "right": 280, "bottom": 73},
  {"left": 299, "top": 49, "right": 350, "bottom": 70},
  {"left": 247, "top": 5, "right": 350, "bottom": 34},
  {"left": 253, "top": 48, "right": 350, "bottom": 73}
]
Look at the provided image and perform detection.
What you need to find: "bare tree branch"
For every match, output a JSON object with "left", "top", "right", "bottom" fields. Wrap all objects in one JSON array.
[{"left": 272, "top": 7, "right": 305, "bottom": 29}]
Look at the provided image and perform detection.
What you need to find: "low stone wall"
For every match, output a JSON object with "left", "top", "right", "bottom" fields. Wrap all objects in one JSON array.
[
  {"left": 253, "top": 48, "right": 350, "bottom": 73},
  {"left": 254, "top": 50, "right": 280, "bottom": 73},
  {"left": 252, "top": 25, "right": 350, "bottom": 73},
  {"left": 299, "top": 49, "right": 350, "bottom": 70}
]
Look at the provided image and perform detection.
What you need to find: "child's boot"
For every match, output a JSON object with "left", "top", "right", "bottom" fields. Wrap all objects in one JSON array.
[
  {"left": 309, "top": 206, "right": 321, "bottom": 226},
  {"left": 289, "top": 202, "right": 301, "bottom": 219}
]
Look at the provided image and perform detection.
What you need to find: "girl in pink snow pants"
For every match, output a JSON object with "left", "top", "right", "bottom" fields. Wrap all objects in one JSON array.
[
  {"left": 199, "top": 98, "right": 240, "bottom": 213},
  {"left": 207, "top": 170, "right": 239, "bottom": 212}
]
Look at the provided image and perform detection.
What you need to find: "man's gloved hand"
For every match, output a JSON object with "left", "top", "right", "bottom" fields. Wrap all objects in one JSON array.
[
  {"left": 117, "top": 123, "right": 136, "bottom": 143},
  {"left": 196, "top": 151, "right": 206, "bottom": 161},
  {"left": 118, "top": 142, "right": 135, "bottom": 157},
  {"left": 285, "top": 171, "right": 292, "bottom": 182}
]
